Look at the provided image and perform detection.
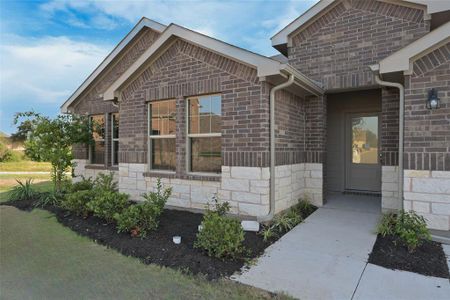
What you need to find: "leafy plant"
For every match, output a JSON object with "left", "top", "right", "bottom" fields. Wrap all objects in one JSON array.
[
  {"left": 94, "top": 172, "right": 118, "bottom": 193},
  {"left": 14, "top": 111, "right": 92, "bottom": 193},
  {"left": 61, "top": 190, "right": 96, "bottom": 217},
  {"left": 260, "top": 199, "right": 314, "bottom": 242},
  {"left": 35, "top": 191, "right": 64, "bottom": 208},
  {"left": 194, "top": 196, "right": 246, "bottom": 260},
  {"left": 377, "top": 211, "right": 431, "bottom": 252},
  {"left": 115, "top": 178, "right": 172, "bottom": 237},
  {"left": 8, "top": 178, "right": 36, "bottom": 201},
  {"left": 67, "top": 176, "right": 95, "bottom": 193},
  {"left": 86, "top": 191, "right": 129, "bottom": 222}
]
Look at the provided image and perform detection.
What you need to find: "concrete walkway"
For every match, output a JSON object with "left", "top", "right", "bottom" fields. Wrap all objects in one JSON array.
[{"left": 233, "top": 194, "right": 450, "bottom": 299}]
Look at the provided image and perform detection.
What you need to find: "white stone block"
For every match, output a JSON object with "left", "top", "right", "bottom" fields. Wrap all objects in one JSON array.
[
  {"left": 172, "top": 184, "right": 191, "bottom": 194},
  {"left": 217, "top": 189, "right": 231, "bottom": 200},
  {"left": 382, "top": 182, "right": 398, "bottom": 192},
  {"left": 431, "top": 171, "right": 450, "bottom": 178},
  {"left": 404, "top": 170, "right": 430, "bottom": 178},
  {"left": 261, "top": 168, "right": 270, "bottom": 180},
  {"left": 403, "top": 192, "right": 450, "bottom": 203},
  {"left": 191, "top": 186, "right": 217, "bottom": 204},
  {"left": 239, "top": 203, "right": 268, "bottom": 216},
  {"left": 305, "top": 178, "right": 322, "bottom": 188},
  {"left": 432, "top": 203, "right": 450, "bottom": 215},
  {"left": 403, "top": 200, "right": 412, "bottom": 211},
  {"left": 310, "top": 170, "right": 323, "bottom": 178},
  {"left": 412, "top": 201, "right": 430, "bottom": 213},
  {"left": 421, "top": 213, "right": 450, "bottom": 231},
  {"left": 232, "top": 191, "right": 260, "bottom": 204},
  {"left": 241, "top": 220, "right": 260, "bottom": 232},
  {"left": 231, "top": 167, "right": 261, "bottom": 179},
  {"left": 411, "top": 178, "right": 450, "bottom": 194},
  {"left": 128, "top": 163, "right": 146, "bottom": 172},
  {"left": 304, "top": 163, "right": 322, "bottom": 171},
  {"left": 221, "top": 178, "right": 249, "bottom": 192}
]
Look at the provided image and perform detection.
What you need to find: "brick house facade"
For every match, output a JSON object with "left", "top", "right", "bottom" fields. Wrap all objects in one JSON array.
[{"left": 63, "top": 1, "right": 450, "bottom": 230}]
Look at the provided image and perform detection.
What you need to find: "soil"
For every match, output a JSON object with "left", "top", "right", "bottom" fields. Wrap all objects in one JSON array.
[
  {"left": 2, "top": 198, "right": 277, "bottom": 280},
  {"left": 368, "top": 234, "right": 449, "bottom": 279}
]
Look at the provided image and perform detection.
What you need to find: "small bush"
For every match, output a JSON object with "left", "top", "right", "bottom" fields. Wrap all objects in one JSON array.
[
  {"left": 0, "top": 141, "right": 12, "bottom": 162},
  {"left": 67, "top": 176, "right": 95, "bottom": 193},
  {"left": 62, "top": 190, "right": 96, "bottom": 217},
  {"left": 8, "top": 178, "right": 36, "bottom": 201},
  {"left": 115, "top": 178, "right": 172, "bottom": 237},
  {"left": 261, "top": 208, "right": 303, "bottom": 242},
  {"left": 377, "top": 210, "right": 431, "bottom": 252},
  {"left": 194, "top": 197, "right": 245, "bottom": 260},
  {"left": 35, "top": 191, "right": 64, "bottom": 207},
  {"left": 94, "top": 172, "right": 118, "bottom": 193},
  {"left": 87, "top": 191, "right": 129, "bottom": 222}
]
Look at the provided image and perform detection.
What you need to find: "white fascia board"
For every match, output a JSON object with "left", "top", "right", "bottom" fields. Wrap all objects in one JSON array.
[
  {"left": 60, "top": 18, "right": 166, "bottom": 113},
  {"left": 103, "top": 24, "right": 282, "bottom": 101},
  {"left": 378, "top": 21, "right": 450, "bottom": 74},
  {"left": 407, "top": 0, "right": 450, "bottom": 14},
  {"left": 281, "top": 64, "right": 324, "bottom": 95},
  {"left": 271, "top": 0, "right": 335, "bottom": 47}
]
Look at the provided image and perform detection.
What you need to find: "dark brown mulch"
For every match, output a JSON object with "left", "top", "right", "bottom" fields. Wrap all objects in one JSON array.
[
  {"left": 2, "top": 199, "right": 275, "bottom": 280},
  {"left": 368, "top": 234, "right": 449, "bottom": 279}
]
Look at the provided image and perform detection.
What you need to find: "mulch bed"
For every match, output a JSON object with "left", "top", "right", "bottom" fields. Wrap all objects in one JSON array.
[
  {"left": 2, "top": 199, "right": 293, "bottom": 280},
  {"left": 368, "top": 234, "right": 449, "bottom": 279}
]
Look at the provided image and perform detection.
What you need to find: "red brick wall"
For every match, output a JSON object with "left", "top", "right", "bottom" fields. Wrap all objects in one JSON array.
[
  {"left": 288, "top": 0, "right": 429, "bottom": 90},
  {"left": 404, "top": 43, "right": 450, "bottom": 171},
  {"left": 381, "top": 87, "right": 399, "bottom": 166},
  {"left": 71, "top": 27, "right": 161, "bottom": 161},
  {"left": 275, "top": 89, "right": 306, "bottom": 165},
  {"left": 120, "top": 39, "right": 270, "bottom": 175}
]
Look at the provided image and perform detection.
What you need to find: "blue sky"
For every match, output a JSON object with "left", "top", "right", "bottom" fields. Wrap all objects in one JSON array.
[{"left": 0, "top": 0, "right": 318, "bottom": 134}]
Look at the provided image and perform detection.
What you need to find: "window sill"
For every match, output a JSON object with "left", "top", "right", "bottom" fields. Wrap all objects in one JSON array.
[
  {"left": 85, "top": 164, "right": 118, "bottom": 171},
  {"left": 143, "top": 172, "right": 221, "bottom": 182}
]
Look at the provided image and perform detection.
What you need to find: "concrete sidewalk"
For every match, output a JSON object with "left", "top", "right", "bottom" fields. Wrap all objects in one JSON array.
[{"left": 232, "top": 194, "right": 450, "bottom": 299}]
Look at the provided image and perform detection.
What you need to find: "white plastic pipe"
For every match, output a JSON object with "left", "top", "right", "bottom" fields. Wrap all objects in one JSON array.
[
  {"left": 258, "top": 74, "right": 295, "bottom": 222},
  {"left": 374, "top": 74, "right": 405, "bottom": 210}
]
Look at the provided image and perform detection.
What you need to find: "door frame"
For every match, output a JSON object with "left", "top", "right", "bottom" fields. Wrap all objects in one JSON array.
[{"left": 344, "top": 111, "right": 382, "bottom": 192}]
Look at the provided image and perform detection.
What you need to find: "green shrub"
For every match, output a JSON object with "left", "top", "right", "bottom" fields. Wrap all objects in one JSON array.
[
  {"left": 261, "top": 207, "right": 303, "bottom": 242},
  {"left": 35, "top": 191, "right": 64, "bottom": 207},
  {"left": 115, "top": 178, "right": 172, "bottom": 237},
  {"left": 194, "top": 197, "right": 245, "bottom": 260},
  {"left": 62, "top": 190, "right": 96, "bottom": 217},
  {"left": 8, "top": 178, "right": 36, "bottom": 201},
  {"left": 377, "top": 210, "right": 431, "bottom": 252},
  {"left": 68, "top": 176, "right": 95, "bottom": 193},
  {"left": 0, "top": 141, "right": 12, "bottom": 162},
  {"left": 87, "top": 191, "right": 129, "bottom": 222},
  {"left": 94, "top": 172, "right": 118, "bottom": 193},
  {"left": 296, "top": 199, "right": 316, "bottom": 218}
]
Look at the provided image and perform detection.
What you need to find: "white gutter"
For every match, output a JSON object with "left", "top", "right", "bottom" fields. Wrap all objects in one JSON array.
[
  {"left": 258, "top": 74, "right": 295, "bottom": 223},
  {"left": 373, "top": 73, "right": 405, "bottom": 211}
]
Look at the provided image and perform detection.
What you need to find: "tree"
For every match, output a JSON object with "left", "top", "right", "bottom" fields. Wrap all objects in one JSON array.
[
  {"left": 10, "top": 120, "right": 33, "bottom": 143},
  {"left": 14, "top": 112, "right": 92, "bottom": 192}
]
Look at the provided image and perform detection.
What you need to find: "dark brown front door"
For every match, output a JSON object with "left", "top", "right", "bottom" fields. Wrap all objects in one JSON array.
[{"left": 345, "top": 113, "right": 381, "bottom": 192}]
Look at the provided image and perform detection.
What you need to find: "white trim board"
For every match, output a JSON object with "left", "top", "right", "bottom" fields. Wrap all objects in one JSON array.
[{"left": 60, "top": 18, "right": 166, "bottom": 113}]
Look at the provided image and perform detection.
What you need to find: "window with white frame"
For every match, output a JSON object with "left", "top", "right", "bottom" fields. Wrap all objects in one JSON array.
[
  {"left": 148, "top": 100, "right": 176, "bottom": 171},
  {"left": 89, "top": 114, "right": 105, "bottom": 165},
  {"left": 187, "top": 94, "right": 221, "bottom": 173},
  {"left": 111, "top": 113, "right": 119, "bottom": 166}
]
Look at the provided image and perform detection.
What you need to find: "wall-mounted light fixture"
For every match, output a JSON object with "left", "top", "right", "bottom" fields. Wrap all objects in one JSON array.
[{"left": 426, "top": 88, "right": 440, "bottom": 109}]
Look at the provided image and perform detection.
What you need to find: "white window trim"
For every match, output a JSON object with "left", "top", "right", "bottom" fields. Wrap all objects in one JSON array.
[
  {"left": 111, "top": 113, "right": 119, "bottom": 166},
  {"left": 186, "top": 95, "right": 222, "bottom": 175},
  {"left": 89, "top": 114, "right": 106, "bottom": 165},
  {"left": 147, "top": 100, "right": 176, "bottom": 172}
]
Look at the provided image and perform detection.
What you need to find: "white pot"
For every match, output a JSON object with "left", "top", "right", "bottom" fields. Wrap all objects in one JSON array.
[
  {"left": 198, "top": 225, "right": 203, "bottom": 232},
  {"left": 173, "top": 236, "right": 181, "bottom": 244}
]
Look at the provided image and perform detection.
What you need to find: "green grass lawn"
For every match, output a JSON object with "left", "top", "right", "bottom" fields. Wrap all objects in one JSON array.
[
  {"left": 0, "top": 206, "right": 287, "bottom": 300},
  {"left": 0, "top": 173, "right": 53, "bottom": 202},
  {"left": 0, "top": 160, "right": 52, "bottom": 172}
]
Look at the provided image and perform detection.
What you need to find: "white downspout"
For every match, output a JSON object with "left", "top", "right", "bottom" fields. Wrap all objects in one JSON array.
[
  {"left": 374, "top": 74, "right": 405, "bottom": 210},
  {"left": 258, "top": 74, "right": 295, "bottom": 223}
]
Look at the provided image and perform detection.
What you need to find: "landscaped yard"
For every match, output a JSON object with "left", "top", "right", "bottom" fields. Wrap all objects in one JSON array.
[
  {"left": 0, "top": 175, "right": 52, "bottom": 201},
  {"left": 0, "top": 205, "right": 289, "bottom": 299},
  {"left": 0, "top": 160, "right": 52, "bottom": 172}
]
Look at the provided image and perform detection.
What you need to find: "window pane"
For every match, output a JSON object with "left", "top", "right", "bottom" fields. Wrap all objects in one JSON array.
[
  {"left": 188, "top": 95, "right": 221, "bottom": 134},
  {"left": 151, "top": 138, "right": 176, "bottom": 171},
  {"left": 91, "top": 115, "right": 105, "bottom": 140},
  {"left": 112, "top": 114, "right": 119, "bottom": 139},
  {"left": 113, "top": 141, "right": 119, "bottom": 165},
  {"left": 352, "top": 116, "right": 378, "bottom": 164},
  {"left": 190, "top": 137, "right": 221, "bottom": 173},
  {"left": 92, "top": 141, "right": 105, "bottom": 164},
  {"left": 150, "top": 100, "right": 176, "bottom": 136}
]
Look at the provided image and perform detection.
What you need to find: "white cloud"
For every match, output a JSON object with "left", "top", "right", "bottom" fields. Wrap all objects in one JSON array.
[{"left": 0, "top": 35, "right": 111, "bottom": 106}]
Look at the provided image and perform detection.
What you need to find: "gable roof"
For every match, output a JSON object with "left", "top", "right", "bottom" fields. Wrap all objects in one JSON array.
[
  {"left": 271, "top": 0, "right": 450, "bottom": 54},
  {"left": 102, "top": 23, "right": 323, "bottom": 102},
  {"left": 60, "top": 18, "right": 166, "bottom": 113},
  {"left": 370, "top": 21, "right": 450, "bottom": 75}
]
